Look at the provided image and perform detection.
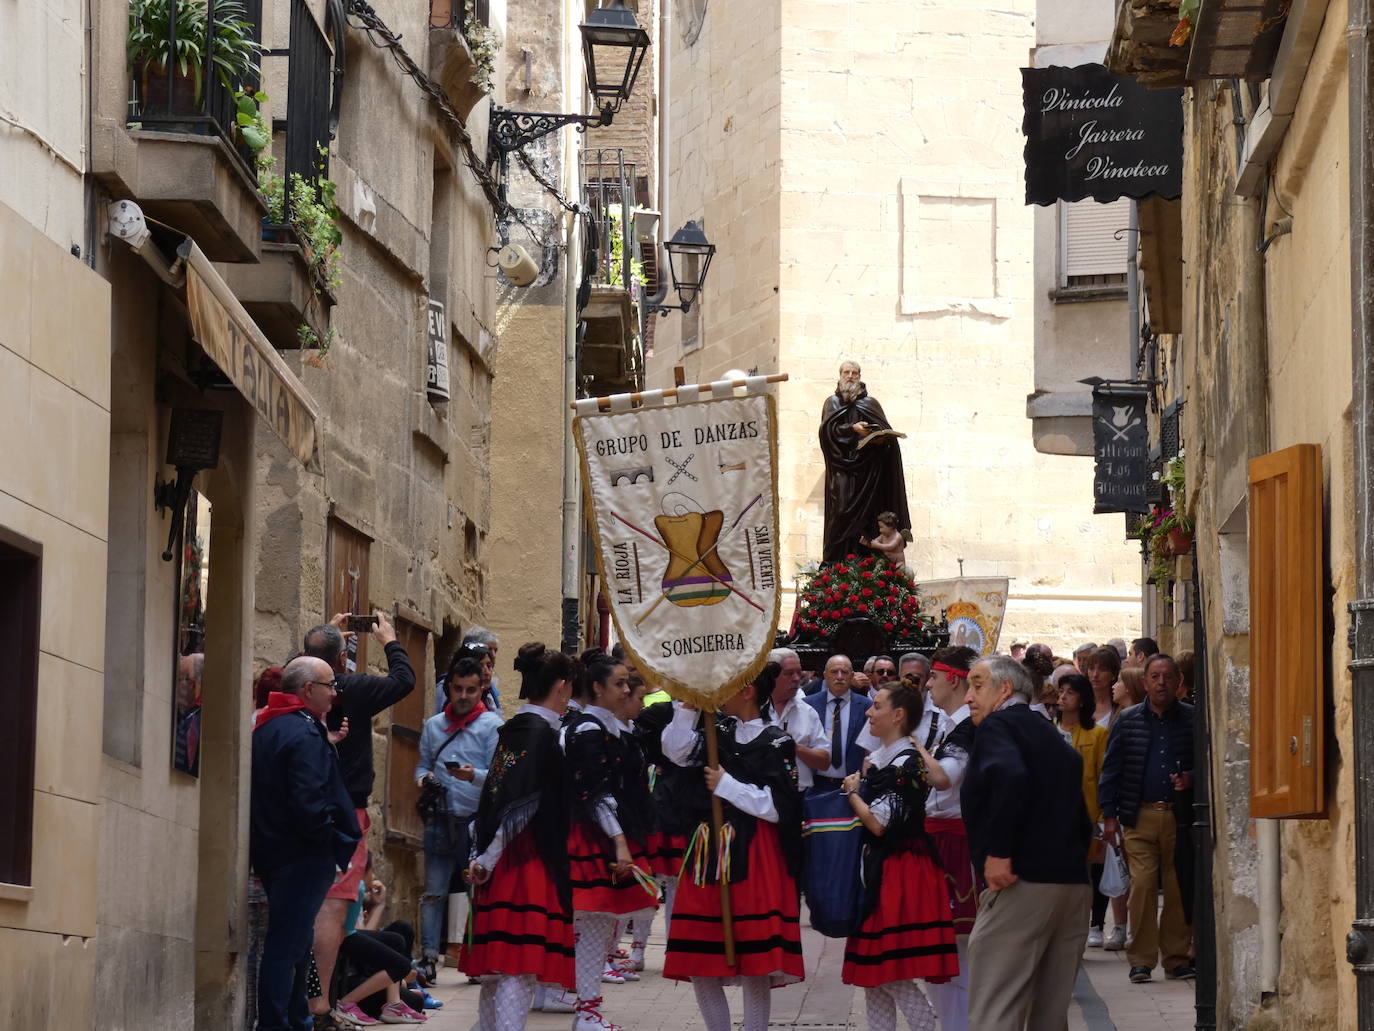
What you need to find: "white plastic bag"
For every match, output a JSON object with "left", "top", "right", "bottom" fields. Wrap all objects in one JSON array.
[{"left": 1099, "top": 842, "right": 1130, "bottom": 898}]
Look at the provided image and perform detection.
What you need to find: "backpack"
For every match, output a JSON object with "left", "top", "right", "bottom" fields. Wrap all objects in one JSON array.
[{"left": 801, "top": 788, "right": 866, "bottom": 937}]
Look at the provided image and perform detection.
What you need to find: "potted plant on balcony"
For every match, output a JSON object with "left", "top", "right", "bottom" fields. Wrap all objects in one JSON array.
[{"left": 129, "top": 0, "right": 262, "bottom": 116}]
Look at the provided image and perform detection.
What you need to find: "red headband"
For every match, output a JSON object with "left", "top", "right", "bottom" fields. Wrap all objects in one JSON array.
[{"left": 933, "top": 661, "right": 969, "bottom": 680}]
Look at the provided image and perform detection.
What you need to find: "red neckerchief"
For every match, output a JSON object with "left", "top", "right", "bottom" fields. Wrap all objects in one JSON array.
[
  {"left": 443, "top": 699, "right": 488, "bottom": 733},
  {"left": 254, "top": 691, "right": 311, "bottom": 730}
]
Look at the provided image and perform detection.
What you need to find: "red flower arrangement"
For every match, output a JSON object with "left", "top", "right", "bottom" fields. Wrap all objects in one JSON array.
[{"left": 792, "top": 556, "right": 933, "bottom": 643}]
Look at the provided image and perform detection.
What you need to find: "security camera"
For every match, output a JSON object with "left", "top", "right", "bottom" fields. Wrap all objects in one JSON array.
[
  {"left": 108, "top": 199, "right": 151, "bottom": 250},
  {"left": 497, "top": 244, "right": 540, "bottom": 287}
]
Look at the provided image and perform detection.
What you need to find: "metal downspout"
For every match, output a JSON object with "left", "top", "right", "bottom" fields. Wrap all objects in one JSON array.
[
  {"left": 1192, "top": 573, "right": 1217, "bottom": 1030},
  {"left": 1346, "top": 0, "right": 1374, "bottom": 1022}
]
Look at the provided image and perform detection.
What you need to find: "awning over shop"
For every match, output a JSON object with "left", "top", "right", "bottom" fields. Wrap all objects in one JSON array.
[{"left": 177, "top": 239, "right": 321, "bottom": 470}]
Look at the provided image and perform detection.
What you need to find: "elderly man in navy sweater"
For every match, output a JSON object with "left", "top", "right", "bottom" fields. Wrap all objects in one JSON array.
[
  {"left": 961, "top": 655, "right": 1092, "bottom": 1031},
  {"left": 251, "top": 656, "right": 361, "bottom": 1031}
]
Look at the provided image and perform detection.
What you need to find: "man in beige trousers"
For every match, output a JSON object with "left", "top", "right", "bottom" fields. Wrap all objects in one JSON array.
[{"left": 960, "top": 656, "right": 1094, "bottom": 1030}]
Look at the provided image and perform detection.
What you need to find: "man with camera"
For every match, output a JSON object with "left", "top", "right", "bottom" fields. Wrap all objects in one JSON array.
[
  {"left": 414, "top": 656, "right": 503, "bottom": 980},
  {"left": 301, "top": 611, "right": 415, "bottom": 1017}
]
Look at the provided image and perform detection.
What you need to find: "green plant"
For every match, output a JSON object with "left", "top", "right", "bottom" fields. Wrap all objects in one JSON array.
[
  {"left": 607, "top": 209, "right": 647, "bottom": 289},
  {"left": 297, "top": 323, "right": 338, "bottom": 357},
  {"left": 234, "top": 88, "right": 270, "bottom": 155},
  {"left": 128, "top": 0, "right": 263, "bottom": 100},
  {"left": 260, "top": 146, "right": 342, "bottom": 292},
  {"left": 463, "top": 0, "right": 501, "bottom": 92}
]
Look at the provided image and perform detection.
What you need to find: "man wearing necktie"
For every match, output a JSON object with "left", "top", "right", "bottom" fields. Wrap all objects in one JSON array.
[{"left": 804, "top": 654, "right": 872, "bottom": 791}]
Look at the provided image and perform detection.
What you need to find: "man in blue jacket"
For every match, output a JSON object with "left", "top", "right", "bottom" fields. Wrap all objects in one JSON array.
[
  {"left": 251, "top": 656, "right": 361, "bottom": 1031},
  {"left": 961, "top": 654, "right": 1091, "bottom": 1031},
  {"left": 1099, "top": 653, "right": 1195, "bottom": 984},
  {"left": 804, "top": 653, "right": 871, "bottom": 790}
]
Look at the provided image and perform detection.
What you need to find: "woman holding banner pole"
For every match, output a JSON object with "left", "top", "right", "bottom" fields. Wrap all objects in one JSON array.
[
  {"left": 660, "top": 680, "right": 804, "bottom": 1031},
  {"left": 562, "top": 655, "right": 658, "bottom": 1031}
]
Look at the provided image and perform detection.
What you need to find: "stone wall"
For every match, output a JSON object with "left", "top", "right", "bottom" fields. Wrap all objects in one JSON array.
[
  {"left": 0, "top": 202, "right": 110, "bottom": 1031},
  {"left": 651, "top": 0, "right": 1140, "bottom": 650},
  {"left": 1180, "top": 3, "right": 1356, "bottom": 1023}
]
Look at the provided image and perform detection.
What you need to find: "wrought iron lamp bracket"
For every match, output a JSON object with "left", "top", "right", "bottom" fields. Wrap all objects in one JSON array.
[
  {"left": 646, "top": 300, "right": 694, "bottom": 318},
  {"left": 488, "top": 105, "right": 613, "bottom": 157}
]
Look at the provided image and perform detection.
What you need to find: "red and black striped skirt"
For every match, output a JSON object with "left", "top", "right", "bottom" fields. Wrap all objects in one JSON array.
[
  {"left": 568, "top": 822, "right": 659, "bottom": 915},
  {"left": 644, "top": 830, "right": 687, "bottom": 879},
  {"left": 663, "top": 822, "right": 804, "bottom": 986},
  {"left": 842, "top": 848, "right": 959, "bottom": 988},
  {"left": 927, "top": 817, "right": 980, "bottom": 936},
  {"left": 459, "top": 834, "right": 574, "bottom": 987}
]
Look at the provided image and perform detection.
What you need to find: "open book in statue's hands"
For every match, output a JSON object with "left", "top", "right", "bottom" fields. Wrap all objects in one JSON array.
[{"left": 855, "top": 427, "right": 907, "bottom": 451}]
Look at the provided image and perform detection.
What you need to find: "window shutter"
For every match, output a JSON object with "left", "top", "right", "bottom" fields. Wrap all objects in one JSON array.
[
  {"left": 1249, "top": 443, "right": 1325, "bottom": 818},
  {"left": 1061, "top": 199, "right": 1130, "bottom": 279}
]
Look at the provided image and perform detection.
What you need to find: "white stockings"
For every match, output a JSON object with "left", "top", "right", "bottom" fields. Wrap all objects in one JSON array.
[
  {"left": 476, "top": 974, "right": 537, "bottom": 1031},
  {"left": 691, "top": 976, "right": 773, "bottom": 1031},
  {"left": 574, "top": 912, "right": 619, "bottom": 1001},
  {"left": 863, "top": 981, "right": 937, "bottom": 1031}
]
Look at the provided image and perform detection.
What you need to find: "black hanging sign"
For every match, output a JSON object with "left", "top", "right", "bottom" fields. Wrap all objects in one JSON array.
[
  {"left": 1022, "top": 64, "right": 1183, "bottom": 206},
  {"left": 1091, "top": 385, "right": 1151, "bottom": 514}
]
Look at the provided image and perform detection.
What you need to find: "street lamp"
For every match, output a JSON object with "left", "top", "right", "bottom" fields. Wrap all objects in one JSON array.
[
  {"left": 488, "top": 0, "right": 651, "bottom": 156},
  {"left": 647, "top": 221, "right": 716, "bottom": 317}
]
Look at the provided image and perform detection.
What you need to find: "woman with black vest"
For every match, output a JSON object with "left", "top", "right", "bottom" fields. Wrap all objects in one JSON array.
[
  {"left": 460, "top": 643, "right": 577, "bottom": 1031},
  {"left": 840, "top": 680, "right": 958, "bottom": 1031}
]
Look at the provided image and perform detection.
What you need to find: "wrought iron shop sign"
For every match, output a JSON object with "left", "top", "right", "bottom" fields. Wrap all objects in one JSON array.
[
  {"left": 1022, "top": 64, "right": 1183, "bottom": 205},
  {"left": 1091, "top": 385, "right": 1151, "bottom": 514},
  {"left": 427, "top": 299, "right": 450, "bottom": 402}
]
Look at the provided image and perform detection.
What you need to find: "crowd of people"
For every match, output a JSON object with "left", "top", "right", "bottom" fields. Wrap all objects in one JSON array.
[{"left": 245, "top": 623, "right": 1197, "bottom": 1031}]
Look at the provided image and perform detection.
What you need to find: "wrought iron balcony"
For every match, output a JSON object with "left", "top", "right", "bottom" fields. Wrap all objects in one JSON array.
[{"left": 579, "top": 148, "right": 644, "bottom": 394}]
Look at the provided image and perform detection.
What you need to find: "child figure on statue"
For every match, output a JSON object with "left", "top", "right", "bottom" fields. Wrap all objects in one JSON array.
[{"left": 860, "top": 512, "right": 909, "bottom": 574}]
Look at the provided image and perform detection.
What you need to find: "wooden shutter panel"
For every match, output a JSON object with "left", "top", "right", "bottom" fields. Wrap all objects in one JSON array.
[
  {"left": 1248, "top": 443, "right": 1325, "bottom": 817},
  {"left": 1062, "top": 199, "right": 1130, "bottom": 278}
]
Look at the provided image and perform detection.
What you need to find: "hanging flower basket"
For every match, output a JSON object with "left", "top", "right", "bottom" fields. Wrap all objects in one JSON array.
[{"left": 1165, "top": 527, "right": 1193, "bottom": 556}]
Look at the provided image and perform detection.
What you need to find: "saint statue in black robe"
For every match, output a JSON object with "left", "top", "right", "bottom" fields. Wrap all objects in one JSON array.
[{"left": 818, "top": 362, "right": 912, "bottom": 565}]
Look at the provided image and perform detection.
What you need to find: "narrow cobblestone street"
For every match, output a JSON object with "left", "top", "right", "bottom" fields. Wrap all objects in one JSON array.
[{"left": 418, "top": 914, "right": 1194, "bottom": 1031}]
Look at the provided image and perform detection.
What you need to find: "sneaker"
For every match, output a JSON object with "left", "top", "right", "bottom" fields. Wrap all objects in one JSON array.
[
  {"left": 1086, "top": 927, "right": 1105, "bottom": 948},
  {"left": 418, "top": 957, "right": 438, "bottom": 985},
  {"left": 1129, "top": 966, "right": 1153, "bottom": 984},
  {"left": 542, "top": 990, "right": 577, "bottom": 1014},
  {"left": 572, "top": 998, "right": 623, "bottom": 1031},
  {"left": 1166, "top": 963, "right": 1197, "bottom": 980},
  {"left": 600, "top": 963, "right": 626, "bottom": 985},
  {"left": 379, "top": 1001, "right": 427, "bottom": 1024},
  {"left": 611, "top": 959, "right": 640, "bottom": 982},
  {"left": 1104, "top": 926, "right": 1127, "bottom": 951},
  {"left": 419, "top": 991, "right": 443, "bottom": 1011},
  {"left": 333, "top": 1002, "right": 380, "bottom": 1027}
]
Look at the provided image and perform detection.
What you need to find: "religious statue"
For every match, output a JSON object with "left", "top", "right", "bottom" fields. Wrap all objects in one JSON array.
[{"left": 818, "top": 361, "right": 912, "bottom": 565}]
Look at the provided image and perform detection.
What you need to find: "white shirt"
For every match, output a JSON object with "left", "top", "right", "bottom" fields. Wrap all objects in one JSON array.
[
  {"left": 474, "top": 703, "right": 563, "bottom": 871},
  {"left": 926, "top": 704, "right": 972, "bottom": 820},
  {"left": 856, "top": 696, "right": 938, "bottom": 754},
  {"left": 818, "top": 690, "right": 866, "bottom": 779},
  {"left": 661, "top": 706, "right": 780, "bottom": 822},
  {"left": 773, "top": 694, "right": 829, "bottom": 789},
  {"left": 865, "top": 738, "right": 918, "bottom": 828}
]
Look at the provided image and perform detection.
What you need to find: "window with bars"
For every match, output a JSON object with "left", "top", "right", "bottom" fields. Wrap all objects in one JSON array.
[
  {"left": 1058, "top": 199, "right": 1130, "bottom": 289},
  {"left": 284, "top": 0, "right": 339, "bottom": 217},
  {"left": 0, "top": 528, "right": 41, "bottom": 886}
]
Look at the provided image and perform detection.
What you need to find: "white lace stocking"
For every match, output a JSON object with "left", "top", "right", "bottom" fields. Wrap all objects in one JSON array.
[
  {"left": 740, "top": 975, "right": 772, "bottom": 1031},
  {"left": 692, "top": 978, "right": 732, "bottom": 1031},
  {"left": 493, "top": 974, "right": 536, "bottom": 1031},
  {"left": 888, "top": 980, "right": 937, "bottom": 1031},
  {"left": 574, "top": 912, "right": 618, "bottom": 1002}
]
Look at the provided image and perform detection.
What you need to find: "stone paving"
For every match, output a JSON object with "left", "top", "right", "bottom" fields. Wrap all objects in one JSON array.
[{"left": 416, "top": 914, "right": 1195, "bottom": 1031}]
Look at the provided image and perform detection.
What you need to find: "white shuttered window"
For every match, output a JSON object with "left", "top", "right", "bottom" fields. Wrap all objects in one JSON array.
[{"left": 1059, "top": 199, "right": 1130, "bottom": 286}]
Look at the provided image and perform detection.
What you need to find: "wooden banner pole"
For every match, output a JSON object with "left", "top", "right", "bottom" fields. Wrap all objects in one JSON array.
[
  {"left": 571, "top": 372, "right": 789, "bottom": 410},
  {"left": 703, "top": 714, "right": 737, "bottom": 968}
]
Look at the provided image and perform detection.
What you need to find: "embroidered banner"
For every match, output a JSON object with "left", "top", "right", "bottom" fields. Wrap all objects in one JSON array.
[
  {"left": 575, "top": 393, "right": 781, "bottom": 708},
  {"left": 914, "top": 577, "right": 1010, "bottom": 656}
]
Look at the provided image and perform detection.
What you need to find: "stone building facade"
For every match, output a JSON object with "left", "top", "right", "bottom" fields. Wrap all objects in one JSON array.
[
  {"left": 3, "top": 0, "right": 508, "bottom": 1026},
  {"left": 646, "top": 0, "right": 1141, "bottom": 649},
  {"left": 1103, "top": 0, "right": 1358, "bottom": 1026}
]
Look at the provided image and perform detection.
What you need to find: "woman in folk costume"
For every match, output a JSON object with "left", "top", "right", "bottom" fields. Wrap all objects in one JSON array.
[
  {"left": 460, "top": 643, "right": 577, "bottom": 1031},
  {"left": 562, "top": 653, "right": 659, "bottom": 1031},
  {"left": 660, "top": 680, "right": 805, "bottom": 1031},
  {"left": 840, "top": 680, "right": 959, "bottom": 1031}
]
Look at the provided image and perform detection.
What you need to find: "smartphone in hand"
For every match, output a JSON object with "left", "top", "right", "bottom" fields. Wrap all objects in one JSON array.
[{"left": 346, "top": 613, "right": 378, "bottom": 633}]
